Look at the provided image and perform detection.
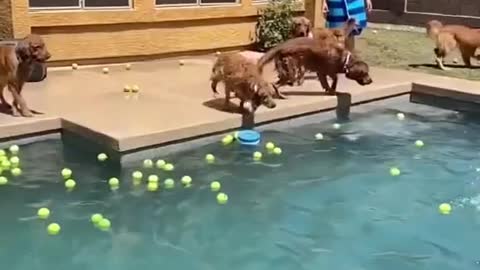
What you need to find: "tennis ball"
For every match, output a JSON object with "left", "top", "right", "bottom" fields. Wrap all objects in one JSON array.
[
  {"left": 37, "top": 208, "right": 50, "bottom": 219},
  {"left": 132, "top": 171, "right": 143, "bottom": 180},
  {"left": 47, "top": 223, "right": 61, "bottom": 235},
  {"left": 108, "top": 177, "right": 119, "bottom": 187},
  {"left": 181, "top": 176, "right": 192, "bottom": 187},
  {"left": 102, "top": 67, "right": 109, "bottom": 74},
  {"left": 415, "top": 140, "right": 424, "bottom": 148},
  {"left": 0, "top": 176, "right": 7, "bottom": 185},
  {"left": 143, "top": 159, "right": 153, "bottom": 168},
  {"left": 215, "top": 51, "right": 221, "bottom": 56},
  {"left": 97, "top": 153, "right": 108, "bottom": 162},
  {"left": 11, "top": 168, "right": 22, "bottom": 177},
  {"left": 61, "top": 168, "right": 72, "bottom": 179},
  {"left": 216, "top": 192, "right": 228, "bottom": 204},
  {"left": 205, "top": 154, "right": 215, "bottom": 163},
  {"left": 210, "top": 181, "right": 221, "bottom": 192},
  {"left": 222, "top": 135, "right": 234, "bottom": 145},
  {"left": 396, "top": 113, "right": 405, "bottom": 120},
  {"left": 91, "top": 213, "right": 103, "bottom": 224},
  {"left": 9, "top": 156, "right": 20, "bottom": 167},
  {"left": 253, "top": 151, "right": 262, "bottom": 161},
  {"left": 98, "top": 218, "right": 111, "bottom": 231},
  {"left": 72, "top": 63, "right": 78, "bottom": 70},
  {"left": 2, "top": 160, "right": 11, "bottom": 170},
  {"left": 333, "top": 123, "right": 341, "bottom": 129},
  {"left": 0, "top": 149, "right": 5, "bottom": 156},
  {"left": 439, "top": 203, "right": 452, "bottom": 215},
  {"left": 163, "top": 163, "right": 174, "bottom": 171},
  {"left": 233, "top": 131, "right": 239, "bottom": 139},
  {"left": 65, "top": 179, "right": 76, "bottom": 189},
  {"left": 273, "top": 147, "right": 282, "bottom": 155},
  {"left": 179, "top": 60, "right": 185, "bottom": 66},
  {"left": 156, "top": 159, "right": 166, "bottom": 169},
  {"left": 265, "top": 142, "right": 275, "bottom": 151},
  {"left": 123, "top": 85, "right": 132, "bottom": 93},
  {"left": 164, "top": 178, "right": 175, "bottom": 189},
  {"left": 125, "top": 63, "right": 132, "bottom": 70},
  {"left": 315, "top": 133, "right": 324, "bottom": 140},
  {"left": 132, "top": 85, "right": 140, "bottom": 93},
  {"left": 148, "top": 175, "right": 159, "bottom": 183},
  {"left": 390, "top": 167, "right": 401, "bottom": 176},
  {"left": 147, "top": 182, "right": 158, "bottom": 191}
]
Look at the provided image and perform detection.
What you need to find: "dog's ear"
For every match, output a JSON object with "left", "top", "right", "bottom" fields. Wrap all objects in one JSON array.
[
  {"left": 15, "top": 41, "right": 31, "bottom": 61},
  {"left": 343, "top": 18, "right": 357, "bottom": 36}
]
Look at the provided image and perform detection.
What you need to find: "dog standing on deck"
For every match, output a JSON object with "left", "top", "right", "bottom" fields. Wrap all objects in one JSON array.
[
  {"left": 0, "top": 34, "right": 51, "bottom": 117},
  {"left": 210, "top": 52, "right": 277, "bottom": 113}
]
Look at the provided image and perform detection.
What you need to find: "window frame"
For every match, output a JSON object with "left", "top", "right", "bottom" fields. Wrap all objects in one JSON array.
[
  {"left": 154, "top": 0, "right": 240, "bottom": 8},
  {"left": 28, "top": 0, "right": 133, "bottom": 11}
]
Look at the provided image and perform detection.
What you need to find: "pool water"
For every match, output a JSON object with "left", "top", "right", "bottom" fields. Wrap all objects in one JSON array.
[{"left": 2, "top": 100, "right": 480, "bottom": 270}]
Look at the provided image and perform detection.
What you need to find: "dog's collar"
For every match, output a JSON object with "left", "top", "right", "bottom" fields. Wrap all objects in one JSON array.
[{"left": 342, "top": 52, "right": 352, "bottom": 73}]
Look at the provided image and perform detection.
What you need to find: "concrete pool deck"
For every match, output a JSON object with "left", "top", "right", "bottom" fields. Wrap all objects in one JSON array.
[{"left": 1, "top": 55, "right": 480, "bottom": 152}]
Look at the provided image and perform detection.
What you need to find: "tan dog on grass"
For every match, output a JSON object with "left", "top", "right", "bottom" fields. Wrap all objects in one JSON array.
[
  {"left": 210, "top": 52, "right": 277, "bottom": 113},
  {"left": 426, "top": 20, "right": 480, "bottom": 70},
  {"left": 0, "top": 34, "right": 51, "bottom": 117}
]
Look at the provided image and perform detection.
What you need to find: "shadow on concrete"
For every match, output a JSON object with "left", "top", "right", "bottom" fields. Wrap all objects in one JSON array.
[
  {"left": 280, "top": 90, "right": 331, "bottom": 96},
  {"left": 203, "top": 98, "right": 243, "bottom": 114},
  {"left": 408, "top": 63, "right": 480, "bottom": 69}
]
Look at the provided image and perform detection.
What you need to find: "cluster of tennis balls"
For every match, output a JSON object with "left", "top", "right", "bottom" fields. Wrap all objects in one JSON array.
[
  {"left": 220, "top": 132, "right": 283, "bottom": 162},
  {"left": 0, "top": 145, "right": 24, "bottom": 186},
  {"left": 36, "top": 208, "right": 62, "bottom": 235}
]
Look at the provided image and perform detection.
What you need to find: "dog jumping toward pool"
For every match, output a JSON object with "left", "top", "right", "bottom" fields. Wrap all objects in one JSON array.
[
  {"left": 210, "top": 52, "right": 277, "bottom": 113},
  {"left": 0, "top": 34, "right": 51, "bottom": 117}
]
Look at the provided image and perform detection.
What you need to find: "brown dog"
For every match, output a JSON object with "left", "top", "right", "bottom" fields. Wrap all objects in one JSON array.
[
  {"left": 0, "top": 34, "right": 51, "bottom": 117},
  {"left": 272, "top": 18, "right": 358, "bottom": 93},
  {"left": 291, "top": 17, "right": 312, "bottom": 38},
  {"left": 426, "top": 20, "right": 480, "bottom": 70},
  {"left": 258, "top": 37, "right": 372, "bottom": 97},
  {"left": 210, "top": 52, "right": 277, "bottom": 113}
]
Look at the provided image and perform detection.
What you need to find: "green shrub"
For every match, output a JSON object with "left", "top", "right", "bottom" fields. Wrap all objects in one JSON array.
[{"left": 255, "top": 0, "right": 300, "bottom": 51}]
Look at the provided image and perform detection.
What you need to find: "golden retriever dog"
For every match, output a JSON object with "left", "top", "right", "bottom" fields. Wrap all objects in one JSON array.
[
  {"left": 291, "top": 17, "right": 313, "bottom": 38},
  {"left": 210, "top": 52, "right": 277, "bottom": 113},
  {"left": 0, "top": 34, "right": 51, "bottom": 117},
  {"left": 426, "top": 20, "right": 480, "bottom": 70},
  {"left": 258, "top": 37, "right": 372, "bottom": 97}
]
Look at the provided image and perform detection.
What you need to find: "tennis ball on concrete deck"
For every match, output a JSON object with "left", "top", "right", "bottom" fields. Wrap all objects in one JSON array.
[
  {"left": 216, "top": 192, "right": 228, "bottom": 205},
  {"left": 98, "top": 218, "right": 111, "bottom": 231},
  {"left": 156, "top": 159, "right": 166, "bottom": 169},
  {"left": 108, "top": 177, "right": 119, "bottom": 188},
  {"left": 9, "top": 156, "right": 20, "bottom": 167},
  {"left": 179, "top": 60, "right": 185, "bottom": 66},
  {"left": 210, "top": 181, "right": 221, "bottom": 192},
  {"left": 47, "top": 223, "right": 61, "bottom": 235},
  {"left": 132, "top": 171, "right": 143, "bottom": 181},
  {"left": 273, "top": 147, "right": 282, "bottom": 155},
  {"left": 9, "top": 145, "right": 19, "bottom": 155},
  {"left": 163, "top": 163, "right": 174, "bottom": 171},
  {"left": 97, "top": 153, "right": 108, "bottom": 162},
  {"left": 125, "top": 63, "right": 132, "bottom": 70},
  {"left": 415, "top": 140, "right": 424, "bottom": 148},
  {"left": 72, "top": 63, "right": 79, "bottom": 70},
  {"left": 396, "top": 113, "right": 405, "bottom": 120},
  {"left": 332, "top": 123, "right": 341, "bottom": 129},
  {"left": 181, "top": 176, "right": 192, "bottom": 187},
  {"left": 265, "top": 142, "right": 275, "bottom": 152},
  {"left": 65, "top": 179, "right": 76, "bottom": 190},
  {"left": 148, "top": 175, "right": 159, "bottom": 183},
  {"left": 91, "top": 213, "right": 103, "bottom": 224},
  {"left": 123, "top": 85, "right": 132, "bottom": 93},
  {"left": 102, "top": 67, "right": 109, "bottom": 74},
  {"left": 61, "top": 168, "right": 72, "bottom": 179},
  {"left": 389, "top": 167, "right": 401, "bottom": 176},
  {"left": 147, "top": 182, "right": 159, "bottom": 192},
  {"left": 11, "top": 168, "right": 22, "bottom": 177},
  {"left": 132, "top": 85, "right": 140, "bottom": 93},
  {"left": 222, "top": 135, "right": 234, "bottom": 145},
  {"left": 0, "top": 176, "right": 7, "bottom": 185},
  {"left": 253, "top": 151, "right": 263, "bottom": 161},
  {"left": 205, "top": 154, "right": 215, "bottom": 164},
  {"left": 315, "top": 133, "right": 324, "bottom": 140},
  {"left": 164, "top": 178, "right": 175, "bottom": 189},
  {"left": 215, "top": 51, "right": 221, "bottom": 56},
  {"left": 438, "top": 203, "right": 452, "bottom": 215},
  {"left": 37, "top": 208, "right": 50, "bottom": 219},
  {"left": 143, "top": 159, "right": 153, "bottom": 168}
]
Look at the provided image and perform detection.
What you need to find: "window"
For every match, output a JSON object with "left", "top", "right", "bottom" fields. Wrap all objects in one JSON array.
[
  {"left": 155, "top": 0, "right": 237, "bottom": 6},
  {"left": 29, "top": 0, "right": 131, "bottom": 9}
]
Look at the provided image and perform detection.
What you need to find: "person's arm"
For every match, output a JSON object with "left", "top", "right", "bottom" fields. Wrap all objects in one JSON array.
[{"left": 366, "top": 0, "right": 372, "bottom": 12}]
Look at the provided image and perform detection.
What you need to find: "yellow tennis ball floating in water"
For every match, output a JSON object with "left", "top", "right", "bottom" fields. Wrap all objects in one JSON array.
[
  {"left": 390, "top": 167, "right": 401, "bottom": 176},
  {"left": 164, "top": 178, "right": 175, "bottom": 189},
  {"left": 265, "top": 142, "right": 275, "bottom": 152},
  {"left": 148, "top": 175, "right": 159, "bottom": 183},
  {"left": 47, "top": 223, "right": 61, "bottom": 235},
  {"left": 273, "top": 147, "right": 282, "bottom": 155},
  {"left": 98, "top": 218, "right": 111, "bottom": 231},
  {"left": 205, "top": 154, "right": 215, "bottom": 164},
  {"left": 181, "top": 176, "right": 192, "bottom": 187},
  {"left": 415, "top": 140, "right": 424, "bottom": 148},
  {"left": 9, "top": 156, "right": 20, "bottom": 167},
  {"left": 210, "top": 181, "right": 221, "bottom": 192},
  {"left": 216, "top": 192, "right": 228, "bottom": 204},
  {"left": 396, "top": 113, "right": 405, "bottom": 120},
  {"left": 315, "top": 133, "right": 324, "bottom": 140},
  {"left": 65, "top": 179, "right": 76, "bottom": 190},
  {"left": 0, "top": 176, "right": 7, "bottom": 185},
  {"left": 163, "top": 163, "right": 174, "bottom": 171},
  {"left": 11, "top": 168, "right": 22, "bottom": 177},
  {"left": 132, "top": 171, "right": 143, "bottom": 180},
  {"left": 91, "top": 213, "right": 103, "bottom": 224},
  {"left": 108, "top": 177, "right": 119, "bottom": 190},
  {"left": 2, "top": 160, "right": 11, "bottom": 170},
  {"left": 9, "top": 145, "right": 19, "bottom": 155},
  {"left": 147, "top": 182, "right": 158, "bottom": 191},
  {"left": 156, "top": 159, "right": 166, "bottom": 169},
  {"left": 143, "top": 159, "right": 153, "bottom": 168},
  {"left": 37, "top": 208, "right": 50, "bottom": 219},
  {"left": 61, "top": 168, "right": 72, "bottom": 179},
  {"left": 97, "top": 153, "right": 108, "bottom": 162},
  {"left": 222, "top": 134, "right": 234, "bottom": 145},
  {"left": 253, "top": 151, "right": 262, "bottom": 161},
  {"left": 333, "top": 123, "right": 341, "bottom": 129},
  {"left": 438, "top": 203, "right": 452, "bottom": 215}
]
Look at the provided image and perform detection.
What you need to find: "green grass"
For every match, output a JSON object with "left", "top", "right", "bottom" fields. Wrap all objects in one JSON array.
[{"left": 357, "top": 29, "right": 480, "bottom": 81}]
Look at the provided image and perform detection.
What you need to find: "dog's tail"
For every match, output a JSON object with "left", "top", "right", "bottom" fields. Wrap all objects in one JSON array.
[
  {"left": 210, "top": 56, "right": 224, "bottom": 95},
  {"left": 257, "top": 45, "right": 286, "bottom": 74},
  {"left": 435, "top": 31, "right": 457, "bottom": 57}
]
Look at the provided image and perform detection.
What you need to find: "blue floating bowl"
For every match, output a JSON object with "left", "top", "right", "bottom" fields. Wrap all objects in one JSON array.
[{"left": 237, "top": 130, "right": 261, "bottom": 146}]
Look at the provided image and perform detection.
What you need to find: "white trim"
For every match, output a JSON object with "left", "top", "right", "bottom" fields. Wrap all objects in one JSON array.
[
  {"left": 28, "top": 0, "right": 132, "bottom": 11},
  {"left": 155, "top": 0, "right": 239, "bottom": 8},
  {"left": 83, "top": 0, "right": 133, "bottom": 9}
]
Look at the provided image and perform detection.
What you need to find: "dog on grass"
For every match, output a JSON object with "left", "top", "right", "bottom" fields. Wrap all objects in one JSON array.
[
  {"left": 258, "top": 36, "right": 372, "bottom": 97},
  {"left": 426, "top": 20, "right": 480, "bottom": 70},
  {"left": 0, "top": 34, "right": 51, "bottom": 117},
  {"left": 210, "top": 52, "right": 277, "bottom": 113}
]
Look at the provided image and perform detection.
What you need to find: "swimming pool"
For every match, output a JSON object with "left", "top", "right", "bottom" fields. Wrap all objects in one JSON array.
[{"left": 1, "top": 97, "right": 480, "bottom": 270}]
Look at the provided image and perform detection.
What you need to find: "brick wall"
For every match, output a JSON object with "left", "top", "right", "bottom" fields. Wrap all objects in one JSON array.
[{"left": 0, "top": 0, "right": 14, "bottom": 39}]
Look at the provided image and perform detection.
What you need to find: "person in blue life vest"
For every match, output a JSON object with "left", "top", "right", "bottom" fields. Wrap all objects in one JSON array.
[{"left": 323, "top": 0, "right": 373, "bottom": 51}]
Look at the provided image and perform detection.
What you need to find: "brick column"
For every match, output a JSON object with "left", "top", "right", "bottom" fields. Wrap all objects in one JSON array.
[
  {"left": 0, "top": 0, "right": 14, "bottom": 39},
  {"left": 304, "top": 0, "right": 325, "bottom": 28}
]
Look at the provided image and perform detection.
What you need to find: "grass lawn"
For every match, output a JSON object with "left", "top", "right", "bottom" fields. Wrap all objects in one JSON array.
[{"left": 357, "top": 28, "right": 480, "bottom": 81}]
